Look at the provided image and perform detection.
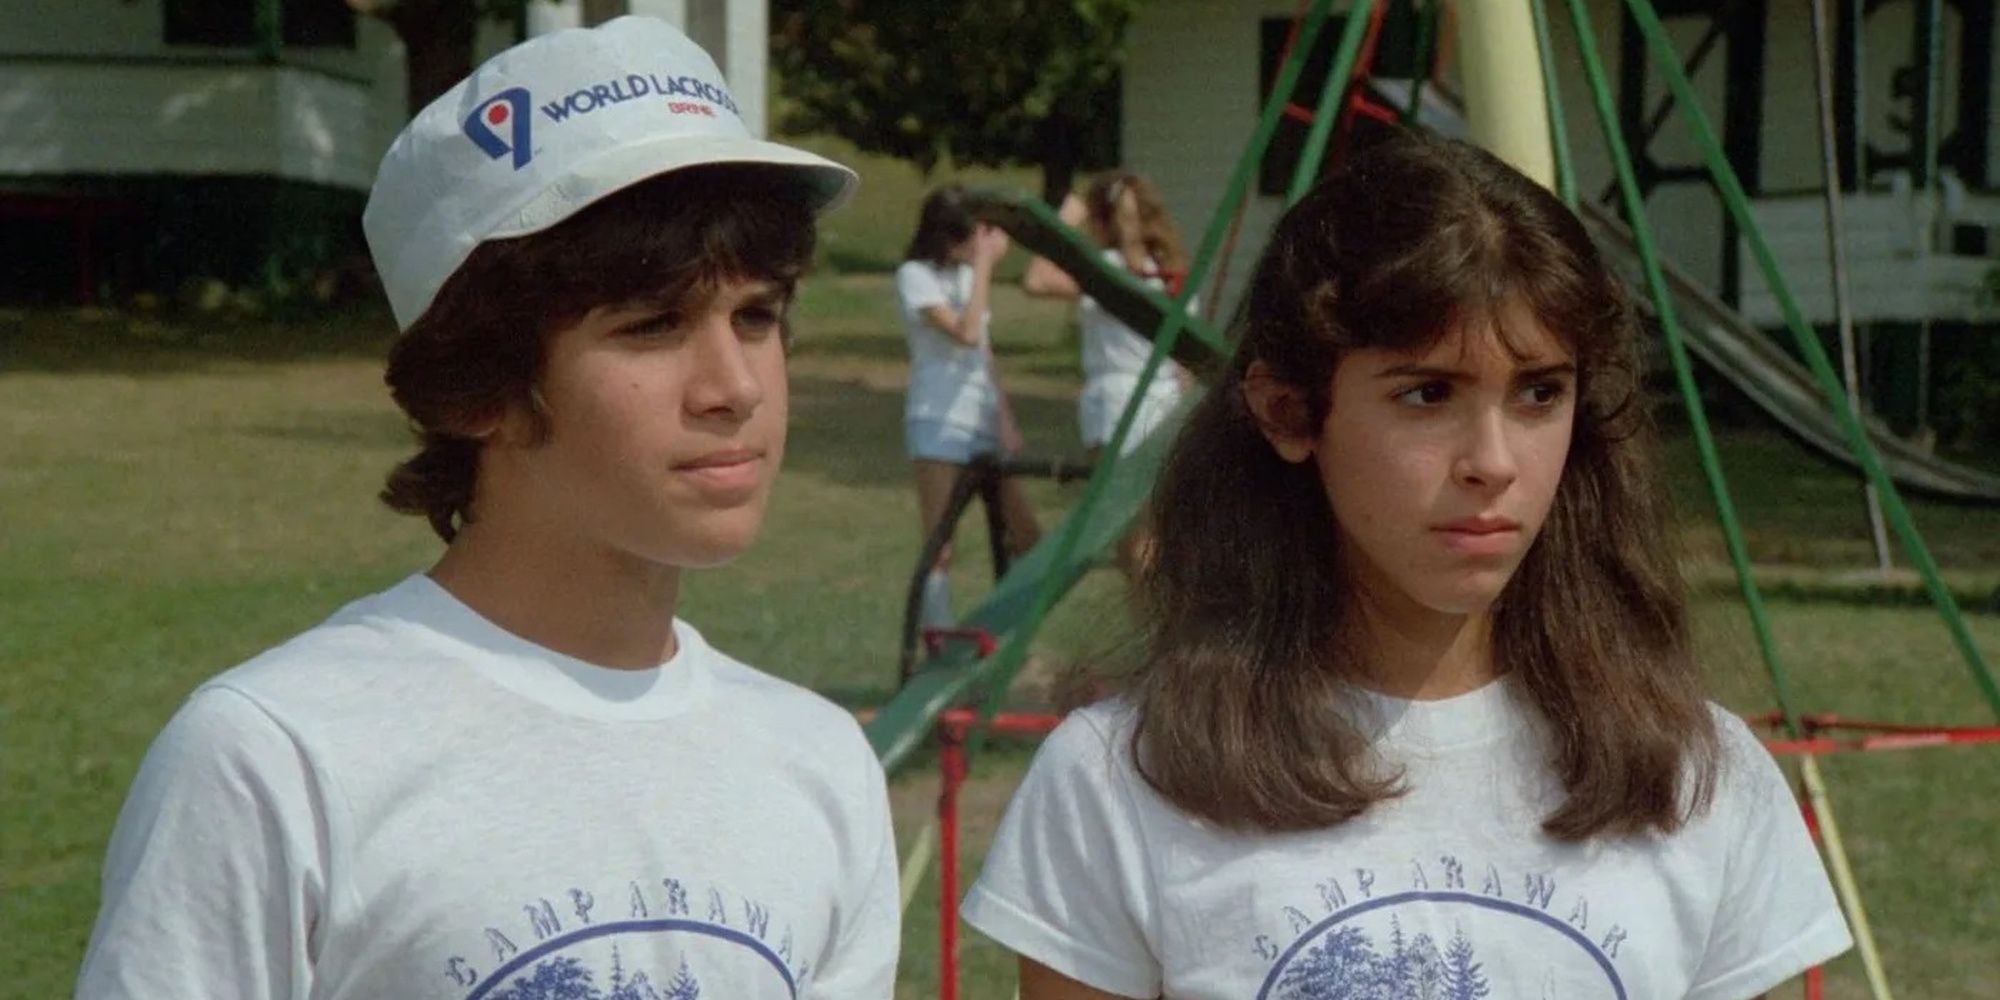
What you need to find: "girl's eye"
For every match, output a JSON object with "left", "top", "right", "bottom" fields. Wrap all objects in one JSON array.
[
  {"left": 1518, "top": 381, "right": 1568, "bottom": 407},
  {"left": 1394, "top": 381, "right": 1452, "bottom": 406}
]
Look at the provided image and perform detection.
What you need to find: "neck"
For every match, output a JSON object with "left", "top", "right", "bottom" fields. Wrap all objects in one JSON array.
[
  {"left": 428, "top": 516, "right": 682, "bottom": 671},
  {"left": 1349, "top": 591, "right": 1498, "bottom": 701}
]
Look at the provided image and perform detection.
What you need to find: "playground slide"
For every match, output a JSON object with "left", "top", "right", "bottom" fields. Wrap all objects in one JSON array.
[{"left": 1578, "top": 203, "right": 2000, "bottom": 505}]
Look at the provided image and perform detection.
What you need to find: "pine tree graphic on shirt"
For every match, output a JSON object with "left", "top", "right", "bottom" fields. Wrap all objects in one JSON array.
[
  {"left": 1272, "top": 922, "right": 1487, "bottom": 1000},
  {"left": 661, "top": 959, "right": 702, "bottom": 1000},
  {"left": 488, "top": 954, "right": 703, "bottom": 1000},
  {"left": 1442, "top": 931, "right": 1492, "bottom": 999},
  {"left": 489, "top": 955, "right": 598, "bottom": 999}
]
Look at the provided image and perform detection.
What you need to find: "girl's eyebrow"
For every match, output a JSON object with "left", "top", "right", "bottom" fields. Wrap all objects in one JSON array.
[
  {"left": 1372, "top": 363, "right": 1471, "bottom": 382},
  {"left": 1372, "top": 361, "right": 1577, "bottom": 381},
  {"left": 1515, "top": 362, "right": 1578, "bottom": 381}
]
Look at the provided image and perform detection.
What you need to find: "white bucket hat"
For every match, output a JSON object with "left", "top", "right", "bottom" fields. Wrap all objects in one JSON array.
[{"left": 363, "top": 15, "right": 858, "bottom": 330}]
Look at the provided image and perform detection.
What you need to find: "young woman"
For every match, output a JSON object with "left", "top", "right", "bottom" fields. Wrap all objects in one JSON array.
[
  {"left": 897, "top": 186, "right": 1041, "bottom": 625},
  {"left": 963, "top": 137, "right": 1850, "bottom": 1000},
  {"left": 1022, "top": 170, "right": 1194, "bottom": 459}
]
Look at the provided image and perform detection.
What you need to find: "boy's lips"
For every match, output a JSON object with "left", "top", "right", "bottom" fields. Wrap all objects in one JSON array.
[{"left": 673, "top": 448, "right": 766, "bottom": 497}]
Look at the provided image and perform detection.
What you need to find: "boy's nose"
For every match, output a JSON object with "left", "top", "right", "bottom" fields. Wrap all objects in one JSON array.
[{"left": 683, "top": 318, "right": 763, "bottom": 418}]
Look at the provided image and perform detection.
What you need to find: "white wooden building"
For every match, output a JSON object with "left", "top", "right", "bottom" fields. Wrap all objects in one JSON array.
[
  {"left": 1121, "top": 0, "right": 1999, "bottom": 326},
  {"left": 0, "top": 0, "right": 768, "bottom": 303}
]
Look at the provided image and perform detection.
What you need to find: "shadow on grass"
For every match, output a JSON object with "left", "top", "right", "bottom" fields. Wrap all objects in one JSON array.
[{"left": 1, "top": 304, "right": 397, "bottom": 375}]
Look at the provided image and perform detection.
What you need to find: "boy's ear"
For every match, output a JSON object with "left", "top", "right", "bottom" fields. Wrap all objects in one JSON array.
[
  {"left": 1242, "top": 360, "right": 1316, "bottom": 464},
  {"left": 444, "top": 401, "right": 514, "bottom": 445}
]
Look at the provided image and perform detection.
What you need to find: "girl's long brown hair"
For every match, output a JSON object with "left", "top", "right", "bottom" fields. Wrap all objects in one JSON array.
[
  {"left": 1131, "top": 136, "right": 1717, "bottom": 841},
  {"left": 1085, "top": 170, "right": 1188, "bottom": 281}
]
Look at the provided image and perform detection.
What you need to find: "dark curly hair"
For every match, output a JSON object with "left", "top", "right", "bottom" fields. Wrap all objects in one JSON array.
[{"left": 380, "top": 164, "right": 818, "bottom": 541}]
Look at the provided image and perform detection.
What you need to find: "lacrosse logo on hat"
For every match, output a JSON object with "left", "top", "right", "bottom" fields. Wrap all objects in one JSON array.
[{"left": 363, "top": 16, "right": 858, "bottom": 330}]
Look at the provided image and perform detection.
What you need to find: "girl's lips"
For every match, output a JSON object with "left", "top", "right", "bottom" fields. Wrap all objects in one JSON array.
[{"left": 1433, "top": 520, "right": 1521, "bottom": 557}]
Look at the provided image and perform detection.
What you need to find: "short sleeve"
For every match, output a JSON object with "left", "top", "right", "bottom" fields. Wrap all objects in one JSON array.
[
  {"left": 1685, "top": 715, "right": 1853, "bottom": 1000},
  {"left": 76, "top": 686, "right": 329, "bottom": 1000},
  {"left": 895, "top": 261, "right": 950, "bottom": 313},
  {"left": 960, "top": 708, "right": 1161, "bottom": 999},
  {"left": 804, "top": 726, "right": 900, "bottom": 999}
]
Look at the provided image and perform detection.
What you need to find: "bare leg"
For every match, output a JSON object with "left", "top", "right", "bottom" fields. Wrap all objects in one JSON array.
[
  {"left": 994, "top": 474, "right": 1043, "bottom": 558},
  {"left": 912, "top": 459, "right": 965, "bottom": 570}
]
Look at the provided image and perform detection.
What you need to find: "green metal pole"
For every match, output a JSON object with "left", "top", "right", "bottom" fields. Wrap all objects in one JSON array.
[
  {"left": 1619, "top": 0, "right": 2000, "bottom": 720},
  {"left": 1401, "top": 2, "right": 1436, "bottom": 126},
  {"left": 254, "top": 0, "right": 283, "bottom": 62},
  {"left": 961, "top": 0, "right": 1345, "bottom": 754},
  {"left": 1560, "top": 0, "right": 1806, "bottom": 739},
  {"left": 1289, "top": 1, "right": 1382, "bottom": 206},
  {"left": 1912, "top": 0, "right": 1942, "bottom": 443},
  {"left": 1528, "top": 0, "right": 1578, "bottom": 206}
]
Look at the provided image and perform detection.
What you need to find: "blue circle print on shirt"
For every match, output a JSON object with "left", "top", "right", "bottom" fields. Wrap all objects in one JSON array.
[
  {"left": 466, "top": 918, "right": 795, "bottom": 1000},
  {"left": 1256, "top": 891, "right": 1626, "bottom": 1000}
]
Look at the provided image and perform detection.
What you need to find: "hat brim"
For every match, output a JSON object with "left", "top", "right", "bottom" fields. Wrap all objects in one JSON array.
[{"left": 491, "top": 133, "right": 860, "bottom": 243}]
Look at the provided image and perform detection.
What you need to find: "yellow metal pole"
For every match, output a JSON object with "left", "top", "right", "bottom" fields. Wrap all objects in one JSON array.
[
  {"left": 900, "top": 818, "right": 940, "bottom": 913},
  {"left": 1453, "top": 0, "right": 1557, "bottom": 188},
  {"left": 1798, "top": 754, "right": 1896, "bottom": 999}
]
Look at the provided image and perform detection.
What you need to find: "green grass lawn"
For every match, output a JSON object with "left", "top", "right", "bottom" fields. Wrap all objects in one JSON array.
[{"left": 5, "top": 265, "right": 1999, "bottom": 998}]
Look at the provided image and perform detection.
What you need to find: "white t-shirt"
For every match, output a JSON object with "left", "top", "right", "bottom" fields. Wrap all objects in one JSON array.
[
  {"left": 79, "top": 575, "right": 898, "bottom": 1000},
  {"left": 1077, "top": 249, "right": 1189, "bottom": 451},
  {"left": 895, "top": 258, "right": 998, "bottom": 430},
  {"left": 963, "top": 680, "right": 1851, "bottom": 1000},
  {"left": 1078, "top": 248, "right": 1186, "bottom": 384}
]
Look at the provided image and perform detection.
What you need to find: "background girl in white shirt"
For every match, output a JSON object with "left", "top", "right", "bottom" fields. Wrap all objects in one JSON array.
[
  {"left": 964, "top": 137, "right": 1850, "bottom": 1000},
  {"left": 1022, "top": 170, "right": 1193, "bottom": 459},
  {"left": 1021, "top": 171, "right": 1192, "bottom": 573},
  {"left": 896, "top": 186, "right": 1042, "bottom": 625}
]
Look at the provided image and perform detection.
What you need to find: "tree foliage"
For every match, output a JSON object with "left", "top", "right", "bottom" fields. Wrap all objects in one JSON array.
[
  {"left": 772, "top": 0, "right": 1145, "bottom": 202},
  {"left": 346, "top": 0, "right": 544, "bottom": 114}
]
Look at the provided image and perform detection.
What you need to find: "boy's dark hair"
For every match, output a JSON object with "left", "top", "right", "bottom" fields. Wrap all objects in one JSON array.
[
  {"left": 903, "top": 185, "right": 975, "bottom": 266},
  {"left": 381, "top": 164, "right": 818, "bottom": 542},
  {"left": 1130, "top": 136, "right": 1718, "bottom": 840}
]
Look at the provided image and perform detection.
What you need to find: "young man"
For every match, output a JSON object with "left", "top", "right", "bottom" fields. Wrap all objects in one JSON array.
[{"left": 77, "top": 18, "right": 896, "bottom": 999}]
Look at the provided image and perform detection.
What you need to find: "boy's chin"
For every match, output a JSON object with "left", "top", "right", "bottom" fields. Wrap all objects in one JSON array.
[
  {"left": 658, "top": 535, "right": 761, "bottom": 570},
  {"left": 651, "top": 520, "right": 768, "bottom": 570}
]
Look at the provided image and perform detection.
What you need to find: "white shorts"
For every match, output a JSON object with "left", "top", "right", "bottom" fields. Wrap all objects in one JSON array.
[
  {"left": 1080, "top": 376, "right": 1185, "bottom": 455},
  {"left": 906, "top": 417, "right": 1001, "bottom": 465}
]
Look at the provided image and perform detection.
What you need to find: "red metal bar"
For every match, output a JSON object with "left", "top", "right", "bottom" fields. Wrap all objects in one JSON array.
[
  {"left": 1331, "top": 0, "right": 1392, "bottom": 151},
  {"left": 1762, "top": 728, "right": 2000, "bottom": 756},
  {"left": 923, "top": 627, "right": 998, "bottom": 660},
  {"left": 937, "top": 708, "right": 1063, "bottom": 740},
  {"left": 932, "top": 710, "right": 1061, "bottom": 1000},
  {"left": 938, "top": 727, "right": 965, "bottom": 1000}
]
